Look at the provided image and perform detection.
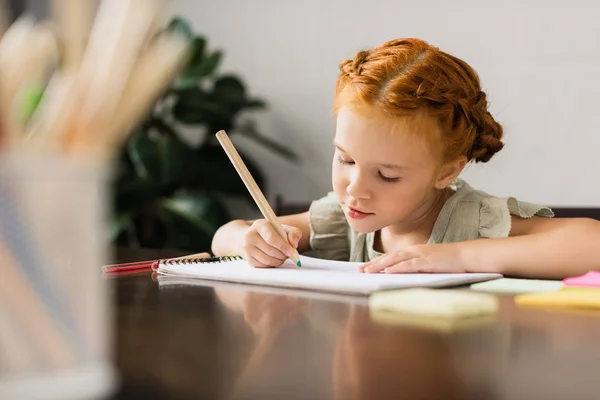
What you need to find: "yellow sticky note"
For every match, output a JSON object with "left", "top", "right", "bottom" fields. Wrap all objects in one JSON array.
[{"left": 515, "top": 289, "right": 600, "bottom": 309}]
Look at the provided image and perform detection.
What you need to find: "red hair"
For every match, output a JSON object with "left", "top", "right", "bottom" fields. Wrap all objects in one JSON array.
[{"left": 335, "top": 38, "right": 503, "bottom": 163}]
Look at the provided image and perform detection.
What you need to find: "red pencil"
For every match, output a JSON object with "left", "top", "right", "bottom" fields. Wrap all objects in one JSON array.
[
  {"left": 102, "top": 251, "right": 211, "bottom": 274},
  {"left": 101, "top": 260, "right": 155, "bottom": 273}
]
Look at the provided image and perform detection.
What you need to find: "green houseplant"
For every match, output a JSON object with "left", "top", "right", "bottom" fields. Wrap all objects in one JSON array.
[{"left": 110, "top": 17, "right": 297, "bottom": 252}]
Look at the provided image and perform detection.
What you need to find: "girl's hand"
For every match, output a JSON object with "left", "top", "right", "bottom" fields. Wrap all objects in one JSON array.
[
  {"left": 243, "top": 219, "right": 303, "bottom": 268},
  {"left": 359, "top": 243, "right": 471, "bottom": 274}
]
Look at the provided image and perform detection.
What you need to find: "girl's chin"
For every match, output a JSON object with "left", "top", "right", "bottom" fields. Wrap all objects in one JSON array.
[{"left": 345, "top": 218, "right": 380, "bottom": 234}]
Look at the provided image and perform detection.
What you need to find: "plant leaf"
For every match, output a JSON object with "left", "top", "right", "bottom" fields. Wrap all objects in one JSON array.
[
  {"left": 112, "top": 16, "right": 294, "bottom": 251},
  {"left": 243, "top": 98, "right": 266, "bottom": 109},
  {"left": 184, "top": 144, "right": 266, "bottom": 198},
  {"left": 114, "top": 174, "right": 159, "bottom": 213},
  {"left": 174, "top": 190, "right": 230, "bottom": 228},
  {"left": 187, "top": 36, "right": 207, "bottom": 67},
  {"left": 172, "top": 95, "right": 233, "bottom": 128},
  {"left": 107, "top": 212, "right": 133, "bottom": 242},
  {"left": 168, "top": 17, "right": 194, "bottom": 39},
  {"left": 158, "top": 133, "right": 196, "bottom": 187},
  {"left": 127, "top": 129, "right": 161, "bottom": 181},
  {"left": 160, "top": 194, "right": 216, "bottom": 234},
  {"left": 172, "top": 75, "right": 198, "bottom": 91},
  {"left": 212, "top": 75, "right": 246, "bottom": 109},
  {"left": 157, "top": 190, "right": 230, "bottom": 250},
  {"left": 156, "top": 207, "right": 213, "bottom": 252},
  {"left": 182, "top": 50, "right": 222, "bottom": 79},
  {"left": 149, "top": 118, "right": 179, "bottom": 137}
]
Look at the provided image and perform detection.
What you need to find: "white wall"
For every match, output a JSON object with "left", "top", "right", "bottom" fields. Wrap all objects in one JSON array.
[{"left": 172, "top": 0, "right": 600, "bottom": 207}]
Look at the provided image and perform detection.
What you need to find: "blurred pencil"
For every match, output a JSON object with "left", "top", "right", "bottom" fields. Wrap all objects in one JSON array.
[
  {"left": 0, "top": 181, "right": 81, "bottom": 356},
  {"left": 0, "top": 302, "right": 40, "bottom": 373},
  {"left": 52, "top": 0, "right": 93, "bottom": 72},
  {"left": 0, "top": 239, "right": 74, "bottom": 368},
  {"left": 83, "top": 30, "right": 188, "bottom": 157},
  {"left": 0, "top": 16, "right": 36, "bottom": 144},
  {"left": 215, "top": 130, "right": 301, "bottom": 267},
  {"left": 64, "top": 0, "right": 161, "bottom": 150},
  {"left": 1, "top": 0, "right": 188, "bottom": 159},
  {"left": 0, "top": 18, "right": 57, "bottom": 148}
]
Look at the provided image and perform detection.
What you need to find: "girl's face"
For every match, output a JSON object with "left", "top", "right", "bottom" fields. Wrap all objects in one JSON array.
[{"left": 332, "top": 109, "right": 444, "bottom": 234}]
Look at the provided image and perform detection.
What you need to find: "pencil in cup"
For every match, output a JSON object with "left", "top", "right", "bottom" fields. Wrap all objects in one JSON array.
[
  {"left": 0, "top": 234, "right": 75, "bottom": 370},
  {"left": 0, "top": 180, "right": 82, "bottom": 357},
  {"left": 215, "top": 130, "right": 301, "bottom": 267}
]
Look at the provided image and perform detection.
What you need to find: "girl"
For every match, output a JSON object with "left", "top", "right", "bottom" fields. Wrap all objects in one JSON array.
[{"left": 212, "top": 38, "right": 600, "bottom": 279}]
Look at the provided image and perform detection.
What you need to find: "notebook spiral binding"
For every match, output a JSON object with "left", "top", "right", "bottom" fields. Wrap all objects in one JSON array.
[{"left": 162, "top": 255, "right": 243, "bottom": 265}]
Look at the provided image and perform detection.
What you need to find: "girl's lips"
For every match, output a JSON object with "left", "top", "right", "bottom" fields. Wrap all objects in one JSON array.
[{"left": 346, "top": 205, "right": 374, "bottom": 220}]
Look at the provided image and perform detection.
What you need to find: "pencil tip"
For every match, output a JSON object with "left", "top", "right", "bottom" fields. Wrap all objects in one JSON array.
[{"left": 297, "top": 260, "right": 302, "bottom": 267}]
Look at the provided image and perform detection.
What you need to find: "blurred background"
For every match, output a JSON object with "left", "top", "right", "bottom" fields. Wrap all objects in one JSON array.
[{"left": 12, "top": 0, "right": 600, "bottom": 252}]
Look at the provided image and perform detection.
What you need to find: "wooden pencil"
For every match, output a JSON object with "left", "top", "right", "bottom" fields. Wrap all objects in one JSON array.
[
  {"left": 52, "top": 0, "right": 93, "bottom": 72},
  {"left": 215, "top": 130, "right": 302, "bottom": 267},
  {"left": 0, "top": 19, "right": 58, "bottom": 149},
  {"left": 62, "top": 0, "right": 161, "bottom": 152},
  {"left": 95, "top": 31, "right": 189, "bottom": 155}
]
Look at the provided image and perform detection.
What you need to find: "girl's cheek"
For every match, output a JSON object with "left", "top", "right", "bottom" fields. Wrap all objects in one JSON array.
[{"left": 331, "top": 166, "right": 346, "bottom": 188}]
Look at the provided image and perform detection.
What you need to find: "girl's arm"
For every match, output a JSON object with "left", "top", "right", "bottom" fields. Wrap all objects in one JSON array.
[
  {"left": 362, "top": 217, "right": 600, "bottom": 279},
  {"left": 211, "top": 212, "right": 312, "bottom": 257},
  {"left": 462, "top": 217, "right": 600, "bottom": 279}
]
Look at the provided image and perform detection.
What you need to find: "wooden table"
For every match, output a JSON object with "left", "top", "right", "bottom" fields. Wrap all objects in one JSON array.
[{"left": 109, "top": 248, "right": 600, "bottom": 400}]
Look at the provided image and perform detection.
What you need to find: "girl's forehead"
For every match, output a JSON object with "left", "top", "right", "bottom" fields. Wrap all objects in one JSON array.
[{"left": 335, "top": 109, "right": 442, "bottom": 165}]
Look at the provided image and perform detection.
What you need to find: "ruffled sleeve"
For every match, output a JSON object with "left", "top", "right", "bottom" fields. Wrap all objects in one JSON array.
[
  {"left": 478, "top": 197, "right": 555, "bottom": 238},
  {"left": 432, "top": 180, "right": 556, "bottom": 243},
  {"left": 308, "top": 192, "right": 350, "bottom": 261}
]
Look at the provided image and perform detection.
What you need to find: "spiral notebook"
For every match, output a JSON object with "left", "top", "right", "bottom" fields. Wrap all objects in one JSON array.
[{"left": 153, "top": 255, "right": 502, "bottom": 296}]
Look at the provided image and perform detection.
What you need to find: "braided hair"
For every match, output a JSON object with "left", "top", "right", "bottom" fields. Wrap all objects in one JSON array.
[{"left": 335, "top": 38, "right": 503, "bottom": 163}]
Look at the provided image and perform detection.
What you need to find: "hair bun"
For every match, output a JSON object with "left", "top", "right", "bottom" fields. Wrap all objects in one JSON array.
[
  {"left": 469, "top": 130, "right": 504, "bottom": 163},
  {"left": 467, "top": 93, "right": 504, "bottom": 163}
]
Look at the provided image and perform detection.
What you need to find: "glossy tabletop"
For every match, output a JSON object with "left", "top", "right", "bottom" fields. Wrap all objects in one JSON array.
[{"left": 109, "top": 248, "right": 600, "bottom": 400}]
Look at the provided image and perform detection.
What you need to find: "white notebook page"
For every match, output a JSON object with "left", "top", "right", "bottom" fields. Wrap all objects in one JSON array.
[{"left": 156, "top": 255, "right": 502, "bottom": 295}]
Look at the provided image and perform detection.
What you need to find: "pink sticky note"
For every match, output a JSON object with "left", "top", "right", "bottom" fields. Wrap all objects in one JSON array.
[{"left": 563, "top": 271, "right": 600, "bottom": 288}]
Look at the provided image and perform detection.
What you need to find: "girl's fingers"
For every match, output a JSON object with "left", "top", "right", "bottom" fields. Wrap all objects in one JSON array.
[
  {"left": 247, "top": 255, "right": 271, "bottom": 269},
  {"left": 254, "top": 221, "right": 297, "bottom": 259},
  {"left": 383, "top": 258, "right": 423, "bottom": 274},
  {"left": 243, "top": 227, "right": 286, "bottom": 261},
  {"left": 282, "top": 225, "right": 303, "bottom": 248},
  {"left": 361, "top": 251, "right": 417, "bottom": 273},
  {"left": 254, "top": 237, "right": 289, "bottom": 261},
  {"left": 247, "top": 246, "right": 285, "bottom": 268}
]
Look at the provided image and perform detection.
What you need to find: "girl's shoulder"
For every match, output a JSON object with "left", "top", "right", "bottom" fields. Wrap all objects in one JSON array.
[
  {"left": 308, "top": 192, "right": 350, "bottom": 261},
  {"left": 431, "top": 179, "right": 555, "bottom": 243}
]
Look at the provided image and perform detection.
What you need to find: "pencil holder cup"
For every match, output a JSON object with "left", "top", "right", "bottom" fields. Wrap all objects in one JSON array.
[{"left": 0, "top": 155, "right": 116, "bottom": 399}]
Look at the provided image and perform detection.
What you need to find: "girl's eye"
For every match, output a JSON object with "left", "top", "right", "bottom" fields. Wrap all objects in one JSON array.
[
  {"left": 378, "top": 172, "right": 400, "bottom": 183},
  {"left": 337, "top": 156, "right": 354, "bottom": 165}
]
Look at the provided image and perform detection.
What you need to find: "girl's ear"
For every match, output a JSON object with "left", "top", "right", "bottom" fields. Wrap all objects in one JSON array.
[{"left": 435, "top": 156, "right": 467, "bottom": 189}]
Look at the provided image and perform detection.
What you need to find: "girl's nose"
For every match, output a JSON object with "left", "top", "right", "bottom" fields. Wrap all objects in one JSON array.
[{"left": 346, "top": 170, "right": 370, "bottom": 200}]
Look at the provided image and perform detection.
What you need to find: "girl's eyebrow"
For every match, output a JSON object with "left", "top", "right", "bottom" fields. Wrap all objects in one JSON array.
[
  {"left": 380, "top": 163, "right": 408, "bottom": 171},
  {"left": 333, "top": 141, "right": 347, "bottom": 152},
  {"left": 334, "top": 142, "right": 408, "bottom": 171}
]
